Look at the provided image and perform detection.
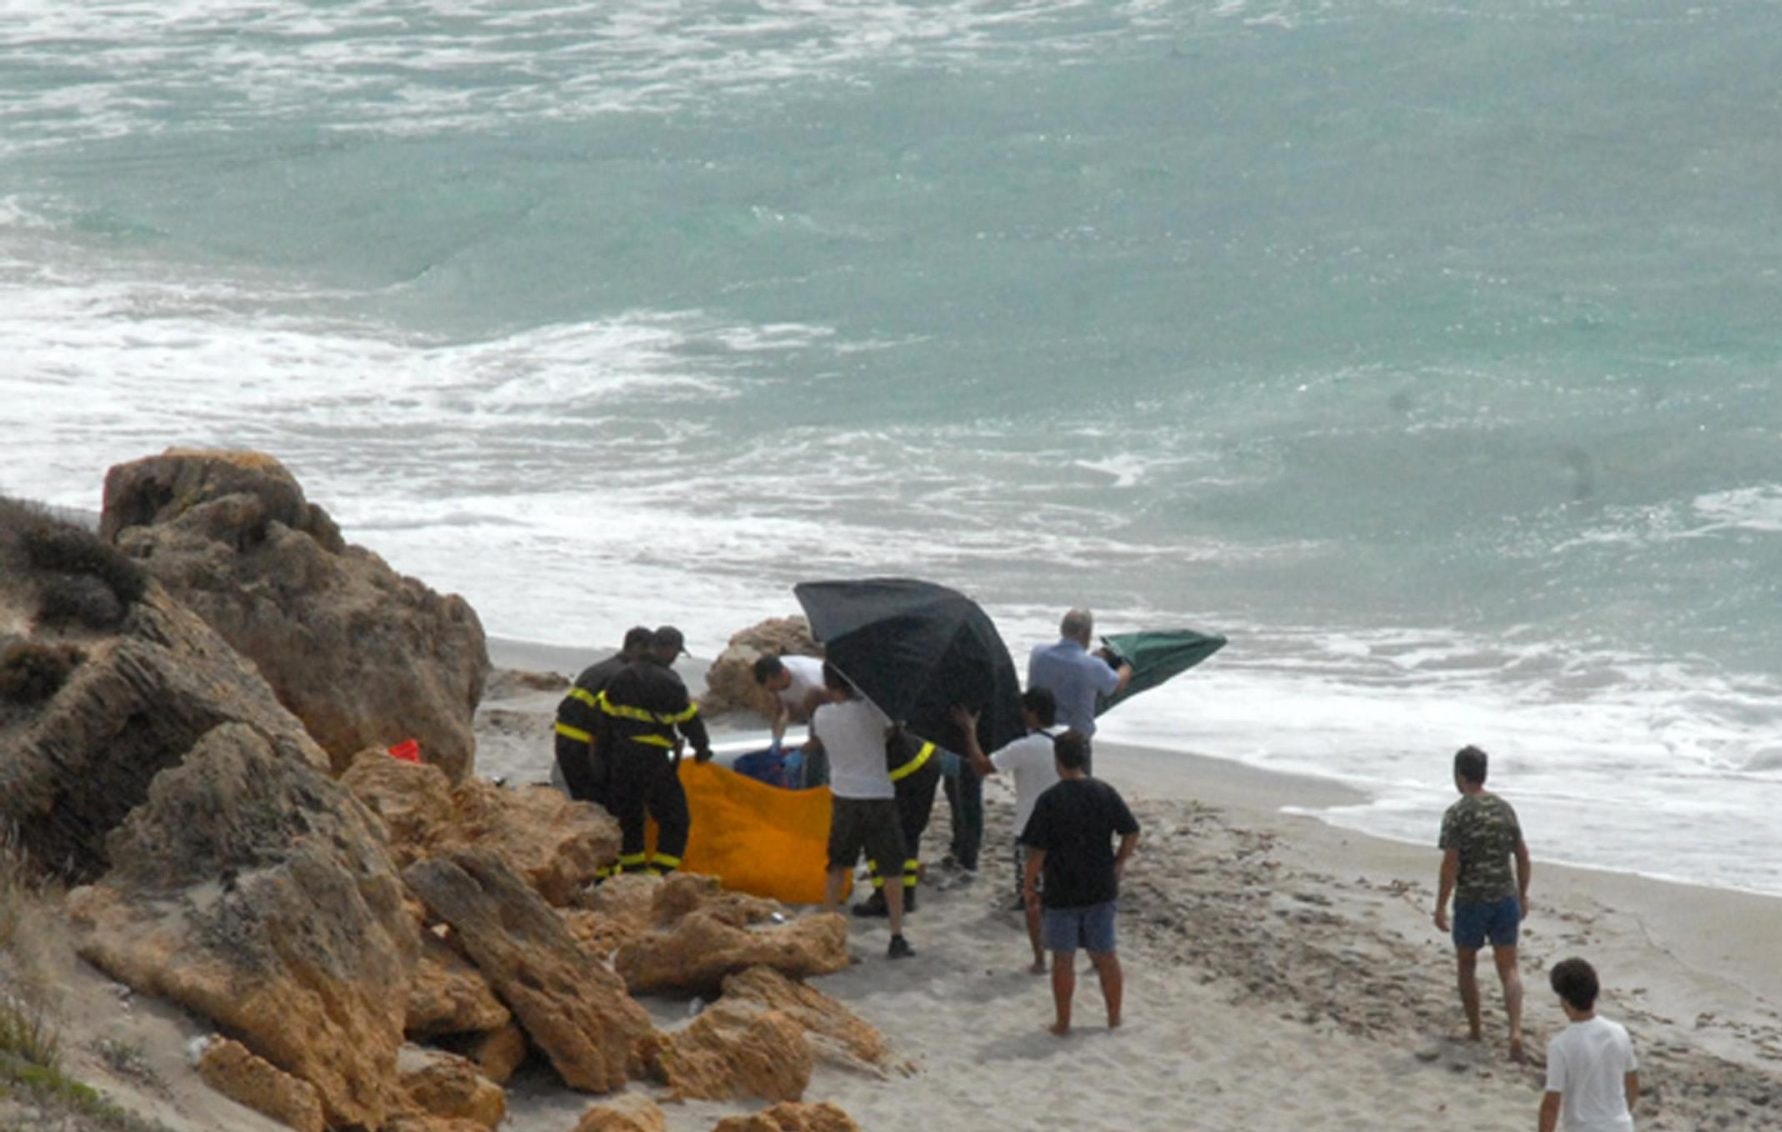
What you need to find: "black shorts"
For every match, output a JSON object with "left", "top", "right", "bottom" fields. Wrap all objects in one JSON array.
[{"left": 827, "top": 796, "right": 906, "bottom": 873}]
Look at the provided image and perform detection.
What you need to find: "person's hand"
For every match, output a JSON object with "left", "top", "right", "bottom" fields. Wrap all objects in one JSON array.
[
  {"left": 949, "top": 704, "right": 980, "bottom": 732},
  {"left": 1518, "top": 894, "right": 1528, "bottom": 922},
  {"left": 1114, "top": 858, "right": 1128, "bottom": 882},
  {"left": 694, "top": 748, "right": 714, "bottom": 764},
  {"left": 1433, "top": 906, "right": 1450, "bottom": 933}
]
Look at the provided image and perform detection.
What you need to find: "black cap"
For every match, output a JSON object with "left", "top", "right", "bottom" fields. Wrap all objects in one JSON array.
[{"left": 653, "top": 625, "right": 688, "bottom": 656}]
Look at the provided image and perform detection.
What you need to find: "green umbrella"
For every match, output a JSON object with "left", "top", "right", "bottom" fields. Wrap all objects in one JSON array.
[{"left": 1095, "top": 629, "right": 1228, "bottom": 715}]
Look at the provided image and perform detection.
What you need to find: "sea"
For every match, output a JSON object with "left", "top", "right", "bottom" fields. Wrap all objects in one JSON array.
[{"left": 2, "top": 0, "right": 1778, "bottom": 896}]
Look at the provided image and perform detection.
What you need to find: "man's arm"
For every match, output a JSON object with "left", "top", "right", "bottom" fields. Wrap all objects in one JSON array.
[
  {"left": 949, "top": 705, "right": 995, "bottom": 778},
  {"left": 1538, "top": 1090, "right": 1562, "bottom": 1132},
  {"left": 1435, "top": 847, "right": 1459, "bottom": 932},
  {"left": 1022, "top": 847, "right": 1046, "bottom": 909},
  {"left": 1624, "top": 1071, "right": 1639, "bottom": 1114},
  {"left": 1113, "top": 831, "right": 1138, "bottom": 881},
  {"left": 1514, "top": 837, "right": 1532, "bottom": 920},
  {"left": 1111, "top": 660, "right": 1133, "bottom": 698}
]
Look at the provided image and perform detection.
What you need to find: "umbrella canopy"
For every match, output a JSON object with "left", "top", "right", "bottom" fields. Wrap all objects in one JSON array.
[
  {"left": 1096, "top": 629, "right": 1228, "bottom": 716},
  {"left": 794, "top": 578, "right": 1025, "bottom": 754}
]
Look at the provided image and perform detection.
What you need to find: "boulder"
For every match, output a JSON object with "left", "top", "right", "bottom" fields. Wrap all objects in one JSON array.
[
  {"left": 68, "top": 722, "right": 416, "bottom": 1130},
  {"left": 196, "top": 1037, "right": 327, "bottom": 1132},
  {"left": 700, "top": 617, "right": 821, "bottom": 718},
  {"left": 1, "top": 502, "right": 329, "bottom": 882},
  {"left": 710, "top": 1102, "right": 862, "bottom": 1132},
  {"left": 404, "top": 851, "right": 654, "bottom": 1094},
  {"left": 613, "top": 875, "right": 850, "bottom": 995},
  {"left": 102, "top": 449, "right": 490, "bottom": 781},
  {"left": 456, "top": 1023, "right": 530, "bottom": 1086},
  {"left": 571, "top": 1094, "right": 668, "bottom": 1132},
  {"left": 343, "top": 750, "right": 619, "bottom": 906},
  {"left": 407, "top": 930, "right": 512, "bottom": 1039},
  {"left": 397, "top": 1046, "right": 506, "bottom": 1130},
  {"left": 718, "top": 967, "right": 888, "bottom": 1071},
  {"left": 639, "top": 1005, "right": 810, "bottom": 1103}
]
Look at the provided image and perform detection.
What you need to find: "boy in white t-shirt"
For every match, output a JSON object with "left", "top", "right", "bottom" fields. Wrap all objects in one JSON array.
[
  {"left": 1541, "top": 957, "right": 1639, "bottom": 1132},
  {"left": 953, "top": 688, "right": 1060, "bottom": 974}
]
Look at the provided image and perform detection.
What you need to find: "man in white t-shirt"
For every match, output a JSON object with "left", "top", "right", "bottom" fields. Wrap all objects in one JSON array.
[
  {"left": 953, "top": 687, "right": 1060, "bottom": 974},
  {"left": 1540, "top": 957, "right": 1639, "bottom": 1132},
  {"left": 753, "top": 653, "right": 828, "bottom": 744},
  {"left": 804, "top": 663, "right": 914, "bottom": 960}
]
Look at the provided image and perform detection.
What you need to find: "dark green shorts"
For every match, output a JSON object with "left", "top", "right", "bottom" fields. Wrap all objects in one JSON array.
[{"left": 827, "top": 796, "right": 905, "bottom": 873}]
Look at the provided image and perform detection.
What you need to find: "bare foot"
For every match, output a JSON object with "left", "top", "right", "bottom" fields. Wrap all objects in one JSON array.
[
  {"left": 1049, "top": 1021, "right": 1070, "bottom": 1037},
  {"left": 1508, "top": 1037, "right": 1526, "bottom": 1064},
  {"left": 1108, "top": 1015, "right": 1122, "bottom": 1030},
  {"left": 1028, "top": 958, "right": 1048, "bottom": 975}
]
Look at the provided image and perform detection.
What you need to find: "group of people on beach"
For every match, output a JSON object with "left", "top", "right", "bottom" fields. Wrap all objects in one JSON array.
[{"left": 554, "top": 612, "right": 1642, "bottom": 1130}]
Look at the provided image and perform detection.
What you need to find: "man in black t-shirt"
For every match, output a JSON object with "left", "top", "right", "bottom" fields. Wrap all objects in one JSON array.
[{"left": 1019, "top": 730, "right": 1140, "bottom": 1036}]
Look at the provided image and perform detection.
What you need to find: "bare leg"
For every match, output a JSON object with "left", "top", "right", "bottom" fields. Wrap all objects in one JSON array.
[
  {"left": 1089, "top": 950, "right": 1123, "bottom": 1028},
  {"left": 1455, "top": 947, "right": 1483, "bottom": 1041},
  {"left": 1049, "top": 951, "right": 1075, "bottom": 1036},
  {"left": 1493, "top": 945, "right": 1525, "bottom": 1061},
  {"left": 823, "top": 867, "right": 845, "bottom": 916},
  {"left": 885, "top": 877, "right": 905, "bottom": 937},
  {"left": 1025, "top": 894, "right": 1046, "bottom": 974}
]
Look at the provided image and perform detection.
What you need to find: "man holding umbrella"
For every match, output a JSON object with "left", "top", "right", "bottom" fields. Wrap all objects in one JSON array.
[{"left": 1028, "top": 608, "right": 1132, "bottom": 776}]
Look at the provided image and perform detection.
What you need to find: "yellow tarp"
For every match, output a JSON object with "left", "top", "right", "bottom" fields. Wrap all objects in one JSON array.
[{"left": 671, "top": 759, "right": 844, "bottom": 905}]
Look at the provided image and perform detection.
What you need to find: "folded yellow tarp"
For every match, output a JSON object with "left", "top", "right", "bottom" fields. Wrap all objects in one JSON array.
[{"left": 669, "top": 759, "right": 844, "bottom": 905}]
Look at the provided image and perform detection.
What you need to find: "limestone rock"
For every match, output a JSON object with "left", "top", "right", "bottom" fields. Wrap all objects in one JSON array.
[
  {"left": 398, "top": 1046, "right": 506, "bottom": 1130},
  {"left": 710, "top": 1101, "right": 862, "bottom": 1132},
  {"left": 571, "top": 1094, "right": 669, "bottom": 1132},
  {"left": 718, "top": 967, "right": 888, "bottom": 1070},
  {"left": 700, "top": 617, "right": 821, "bottom": 718},
  {"left": 196, "top": 1037, "right": 326, "bottom": 1132},
  {"left": 103, "top": 449, "right": 490, "bottom": 781},
  {"left": 640, "top": 1005, "right": 810, "bottom": 1103},
  {"left": 457, "top": 1022, "right": 530, "bottom": 1085},
  {"left": 614, "top": 875, "right": 849, "bottom": 995},
  {"left": 68, "top": 723, "right": 415, "bottom": 1130},
  {"left": 382, "top": 1116, "right": 493, "bottom": 1132},
  {"left": 0, "top": 508, "right": 328, "bottom": 881},
  {"left": 408, "top": 930, "right": 511, "bottom": 1039},
  {"left": 343, "top": 750, "right": 619, "bottom": 906},
  {"left": 404, "top": 851, "right": 654, "bottom": 1093}
]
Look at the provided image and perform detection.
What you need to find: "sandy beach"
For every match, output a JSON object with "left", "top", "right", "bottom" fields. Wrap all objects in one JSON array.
[{"left": 475, "top": 642, "right": 1782, "bottom": 1131}]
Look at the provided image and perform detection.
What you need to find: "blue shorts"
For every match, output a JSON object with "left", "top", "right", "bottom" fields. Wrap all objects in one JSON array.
[
  {"left": 1451, "top": 895, "right": 1521, "bottom": 950},
  {"left": 1043, "top": 900, "right": 1117, "bottom": 954}
]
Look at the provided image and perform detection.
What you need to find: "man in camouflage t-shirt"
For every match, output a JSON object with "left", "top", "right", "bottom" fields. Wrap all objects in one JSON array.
[{"left": 1434, "top": 745, "right": 1532, "bottom": 1062}]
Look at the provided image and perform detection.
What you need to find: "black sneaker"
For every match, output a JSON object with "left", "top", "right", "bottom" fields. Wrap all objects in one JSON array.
[
  {"left": 851, "top": 891, "right": 889, "bottom": 918},
  {"left": 887, "top": 934, "right": 915, "bottom": 960}
]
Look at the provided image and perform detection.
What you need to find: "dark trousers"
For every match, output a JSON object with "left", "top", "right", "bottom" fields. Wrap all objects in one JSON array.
[
  {"left": 608, "top": 745, "right": 689, "bottom": 872},
  {"left": 870, "top": 755, "right": 942, "bottom": 893},
  {"left": 943, "top": 760, "right": 983, "bottom": 870},
  {"left": 555, "top": 734, "right": 609, "bottom": 807}
]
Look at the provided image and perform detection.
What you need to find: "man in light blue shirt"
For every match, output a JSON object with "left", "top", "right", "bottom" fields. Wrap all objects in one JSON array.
[{"left": 1027, "top": 609, "right": 1132, "bottom": 776}]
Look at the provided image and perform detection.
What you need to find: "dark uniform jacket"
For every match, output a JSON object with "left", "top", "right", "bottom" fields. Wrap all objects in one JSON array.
[
  {"left": 555, "top": 652, "right": 630, "bottom": 746},
  {"left": 596, "top": 661, "right": 711, "bottom": 758}
]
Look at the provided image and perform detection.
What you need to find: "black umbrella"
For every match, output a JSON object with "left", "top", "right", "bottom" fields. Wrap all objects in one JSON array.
[
  {"left": 1095, "top": 628, "right": 1228, "bottom": 715},
  {"left": 793, "top": 577, "right": 1025, "bottom": 754}
]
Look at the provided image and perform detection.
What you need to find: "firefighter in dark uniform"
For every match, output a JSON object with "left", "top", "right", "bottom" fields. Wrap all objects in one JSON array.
[
  {"left": 554, "top": 625, "right": 653, "bottom": 807},
  {"left": 856, "top": 724, "right": 941, "bottom": 916},
  {"left": 595, "top": 626, "right": 713, "bottom": 875}
]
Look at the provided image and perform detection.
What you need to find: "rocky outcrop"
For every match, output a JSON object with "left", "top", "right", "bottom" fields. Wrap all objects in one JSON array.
[
  {"left": 700, "top": 617, "right": 821, "bottom": 718},
  {"left": 571, "top": 1095, "right": 667, "bottom": 1132},
  {"left": 710, "top": 1102, "right": 862, "bottom": 1132},
  {"left": 455, "top": 1023, "right": 530, "bottom": 1086},
  {"left": 613, "top": 875, "right": 850, "bottom": 995},
  {"left": 102, "top": 449, "right": 489, "bottom": 781},
  {"left": 404, "top": 851, "right": 654, "bottom": 1094},
  {"left": 196, "top": 1038, "right": 327, "bottom": 1132},
  {"left": 407, "top": 931, "right": 512, "bottom": 1039},
  {"left": 344, "top": 750, "right": 619, "bottom": 906},
  {"left": 1, "top": 500, "right": 329, "bottom": 882},
  {"left": 68, "top": 722, "right": 416, "bottom": 1130},
  {"left": 397, "top": 1047, "right": 506, "bottom": 1130},
  {"left": 639, "top": 1005, "right": 810, "bottom": 1103},
  {"left": 718, "top": 967, "right": 888, "bottom": 1071}
]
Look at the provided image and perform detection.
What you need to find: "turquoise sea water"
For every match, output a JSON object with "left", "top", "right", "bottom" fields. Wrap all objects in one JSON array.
[{"left": 2, "top": 0, "right": 1779, "bottom": 892}]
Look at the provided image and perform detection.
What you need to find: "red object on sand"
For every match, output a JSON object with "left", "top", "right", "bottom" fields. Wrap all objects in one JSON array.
[{"left": 388, "top": 738, "right": 421, "bottom": 763}]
